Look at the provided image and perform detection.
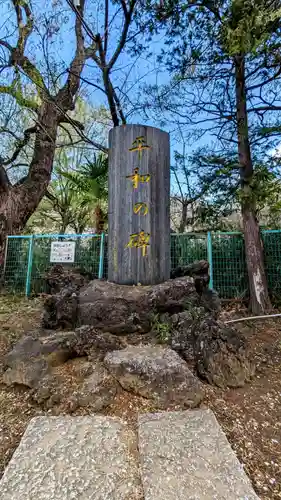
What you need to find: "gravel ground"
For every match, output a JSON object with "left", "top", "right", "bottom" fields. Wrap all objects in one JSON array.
[{"left": 0, "top": 295, "right": 280, "bottom": 499}]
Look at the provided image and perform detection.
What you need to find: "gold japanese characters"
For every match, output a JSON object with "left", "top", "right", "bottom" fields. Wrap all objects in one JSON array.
[
  {"left": 129, "top": 136, "right": 150, "bottom": 159},
  {"left": 126, "top": 230, "right": 150, "bottom": 257},
  {"left": 126, "top": 135, "right": 151, "bottom": 256},
  {"left": 126, "top": 167, "right": 150, "bottom": 190}
]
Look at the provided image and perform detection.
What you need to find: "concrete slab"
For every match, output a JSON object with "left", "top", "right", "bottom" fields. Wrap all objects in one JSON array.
[
  {"left": 0, "top": 416, "right": 142, "bottom": 500},
  {"left": 138, "top": 409, "right": 259, "bottom": 500}
]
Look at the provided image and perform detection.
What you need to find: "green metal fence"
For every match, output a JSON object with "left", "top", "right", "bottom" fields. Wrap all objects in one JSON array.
[
  {"left": 3, "top": 230, "right": 281, "bottom": 299},
  {"left": 262, "top": 230, "right": 281, "bottom": 300},
  {"left": 3, "top": 233, "right": 105, "bottom": 296}
]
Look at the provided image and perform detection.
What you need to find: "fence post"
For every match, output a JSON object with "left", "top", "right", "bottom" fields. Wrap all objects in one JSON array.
[
  {"left": 207, "top": 232, "right": 214, "bottom": 289},
  {"left": 25, "top": 235, "right": 34, "bottom": 297},
  {"left": 98, "top": 232, "right": 105, "bottom": 279}
]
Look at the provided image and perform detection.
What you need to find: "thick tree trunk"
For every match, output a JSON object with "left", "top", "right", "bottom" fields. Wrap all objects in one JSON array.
[
  {"left": 0, "top": 0, "right": 86, "bottom": 270},
  {"left": 0, "top": 101, "right": 58, "bottom": 263},
  {"left": 242, "top": 203, "right": 270, "bottom": 313},
  {"left": 94, "top": 204, "right": 105, "bottom": 234},
  {"left": 234, "top": 55, "right": 271, "bottom": 314}
]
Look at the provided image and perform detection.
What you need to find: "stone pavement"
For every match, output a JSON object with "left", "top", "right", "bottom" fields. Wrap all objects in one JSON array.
[
  {"left": 0, "top": 416, "right": 142, "bottom": 500},
  {"left": 0, "top": 411, "right": 259, "bottom": 500},
  {"left": 138, "top": 409, "right": 259, "bottom": 500}
]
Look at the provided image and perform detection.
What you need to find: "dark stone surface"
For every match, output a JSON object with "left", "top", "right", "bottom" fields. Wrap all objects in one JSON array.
[
  {"left": 32, "top": 360, "right": 118, "bottom": 412},
  {"left": 42, "top": 286, "right": 79, "bottom": 330},
  {"left": 45, "top": 264, "right": 90, "bottom": 295},
  {"left": 169, "top": 311, "right": 254, "bottom": 388},
  {"left": 171, "top": 260, "right": 210, "bottom": 295},
  {"left": 72, "top": 326, "right": 126, "bottom": 358},
  {"left": 138, "top": 410, "right": 259, "bottom": 500},
  {"left": 2, "top": 359, "right": 49, "bottom": 388},
  {"left": 78, "top": 277, "right": 200, "bottom": 334},
  {"left": 4, "top": 333, "right": 76, "bottom": 370},
  {"left": 42, "top": 264, "right": 221, "bottom": 333},
  {"left": 169, "top": 310, "right": 197, "bottom": 362},
  {"left": 194, "top": 317, "right": 255, "bottom": 388}
]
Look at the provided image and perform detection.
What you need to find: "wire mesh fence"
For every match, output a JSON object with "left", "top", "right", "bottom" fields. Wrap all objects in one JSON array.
[
  {"left": 3, "top": 230, "right": 281, "bottom": 299},
  {"left": 3, "top": 234, "right": 104, "bottom": 295},
  {"left": 3, "top": 237, "right": 30, "bottom": 294},
  {"left": 170, "top": 233, "right": 207, "bottom": 271},
  {"left": 211, "top": 232, "right": 248, "bottom": 299},
  {"left": 262, "top": 230, "right": 281, "bottom": 300}
]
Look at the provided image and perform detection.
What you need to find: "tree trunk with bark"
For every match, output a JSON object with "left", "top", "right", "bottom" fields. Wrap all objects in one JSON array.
[
  {"left": 0, "top": 102, "right": 59, "bottom": 263},
  {"left": 0, "top": 0, "right": 88, "bottom": 268},
  {"left": 234, "top": 54, "right": 271, "bottom": 314}
]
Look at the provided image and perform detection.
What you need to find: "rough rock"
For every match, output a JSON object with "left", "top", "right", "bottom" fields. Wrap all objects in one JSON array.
[
  {"left": 195, "top": 316, "right": 255, "bottom": 388},
  {"left": 5, "top": 332, "right": 76, "bottom": 368},
  {"left": 170, "top": 261, "right": 221, "bottom": 316},
  {"left": 0, "top": 416, "right": 143, "bottom": 500},
  {"left": 171, "top": 259, "right": 209, "bottom": 277},
  {"left": 42, "top": 265, "right": 91, "bottom": 329},
  {"left": 42, "top": 261, "right": 222, "bottom": 332},
  {"left": 31, "top": 358, "right": 93, "bottom": 407},
  {"left": 78, "top": 277, "right": 201, "bottom": 334},
  {"left": 104, "top": 345, "right": 203, "bottom": 409},
  {"left": 32, "top": 359, "right": 117, "bottom": 412},
  {"left": 42, "top": 286, "right": 79, "bottom": 329},
  {"left": 171, "top": 259, "right": 210, "bottom": 288},
  {"left": 170, "top": 311, "right": 254, "bottom": 388},
  {"left": 169, "top": 310, "right": 198, "bottom": 362},
  {"left": 31, "top": 372, "right": 61, "bottom": 406},
  {"left": 2, "top": 331, "right": 77, "bottom": 388},
  {"left": 200, "top": 287, "right": 221, "bottom": 316},
  {"left": 45, "top": 264, "right": 90, "bottom": 295},
  {"left": 138, "top": 410, "right": 259, "bottom": 500},
  {"left": 2, "top": 359, "right": 49, "bottom": 388},
  {"left": 71, "top": 363, "right": 118, "bottom": 411},
  {"left": 73, "top": 325, "right": 126, "bottom": 358},
  {"left": 2, "top": 326, "right": 126, "bottom": 390}
]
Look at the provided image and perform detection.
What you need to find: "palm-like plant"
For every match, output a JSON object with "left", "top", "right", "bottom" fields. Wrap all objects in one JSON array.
[{"left": 58, "top": 153, "right": 108, "bottom": 233}]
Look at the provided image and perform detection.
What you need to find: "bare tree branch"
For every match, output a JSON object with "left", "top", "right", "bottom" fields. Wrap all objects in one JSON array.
[
  {"left": 107, "top": 0, "right": 137, "bottom": 70},
  {"left": 56, "top": 0, "right": 86, "bottom": 111},
  {"left": 3, "top": 125, "right": 37, "bottom": 166}
]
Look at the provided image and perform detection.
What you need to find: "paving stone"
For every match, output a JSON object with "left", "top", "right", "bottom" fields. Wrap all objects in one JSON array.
[
  {"left": 0, "top": 416, "right": 142, "bottom": 500},
  {"left": 138, "top": 409, "right": 259, "bottom": 500}
]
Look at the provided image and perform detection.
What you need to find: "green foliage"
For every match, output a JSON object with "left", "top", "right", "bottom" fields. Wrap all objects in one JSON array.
[
  {"left": 26, "top": 104, "right": 109, "bottom": 236},
  {"left": 139, "top": 0, "right": 281, "bottom": 234},
  {"left": 177, "top": 152, "right": 281, "bottom": 231},
  {"left": 26, "top": 175, "right": 93, "bottom": 235},
  {"left": 151, "top": 313, "right": 172, "bottom": 343},
  {"left": 58, "top": 153, "right": 108, "bottom": 207},
  {"left": 221, "top": 0, "right": 281, "bottom": 56}
]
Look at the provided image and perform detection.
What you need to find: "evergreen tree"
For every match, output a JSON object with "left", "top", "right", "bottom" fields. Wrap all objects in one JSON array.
[{"left": 142, "top": 0, "right": 281, "bottom": 312}]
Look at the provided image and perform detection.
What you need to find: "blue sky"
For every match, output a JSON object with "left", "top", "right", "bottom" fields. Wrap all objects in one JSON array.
[{"left": 0, "top": 0, "right": 212, "bottom": 191}]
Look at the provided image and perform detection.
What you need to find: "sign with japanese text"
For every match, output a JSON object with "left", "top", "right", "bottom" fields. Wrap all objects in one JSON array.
[{"left": 50, "top": 241, "right": 76, "bottom": 263}]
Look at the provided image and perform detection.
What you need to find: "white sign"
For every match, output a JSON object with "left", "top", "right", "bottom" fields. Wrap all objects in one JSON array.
[{"left": 50, "top": 241, "right": 76, "bottom": 263}]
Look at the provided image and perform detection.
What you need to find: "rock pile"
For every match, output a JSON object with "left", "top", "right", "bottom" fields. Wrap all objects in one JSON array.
[{"left": 1, "top": 261, "right": 255, "bottom": 412}]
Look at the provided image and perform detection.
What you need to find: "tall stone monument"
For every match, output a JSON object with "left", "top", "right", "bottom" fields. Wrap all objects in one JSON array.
[{"left": 108, "top": 124, "right": 170, "bottom": 285}]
